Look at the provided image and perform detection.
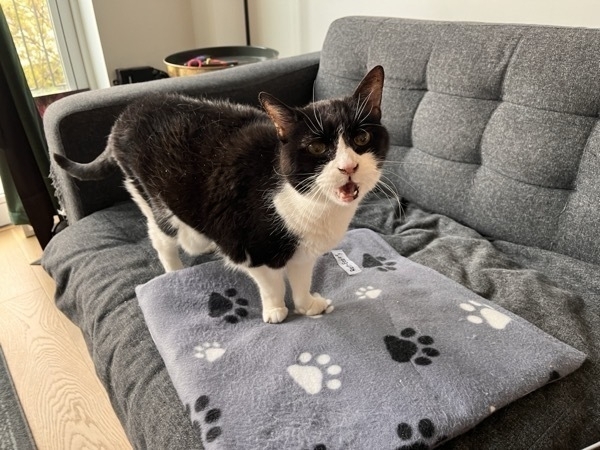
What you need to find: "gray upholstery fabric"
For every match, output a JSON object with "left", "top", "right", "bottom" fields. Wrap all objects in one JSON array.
[
  {"left": 41, "top": 15, "right": 600, "bottom": 450},
  {"left": 45, "top": 52, "right": 320, "bottom": 223},
  {"left": 42, "top": 199, "right": 600, "bottom": 449},
  {"left": 315, "top": 17, "right": 600, "bottom": 265}
]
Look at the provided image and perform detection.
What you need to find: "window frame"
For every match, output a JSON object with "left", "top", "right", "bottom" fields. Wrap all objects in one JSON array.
[{"left": 46, "top": 0, "right": 89, "bottom": 92}]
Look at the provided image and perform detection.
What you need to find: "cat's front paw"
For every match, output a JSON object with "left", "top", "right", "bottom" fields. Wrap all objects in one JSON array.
[
  {"left": 294, "top": 293, "right": 334, "bottom": 316},
  {"left": 262, "top": 306, "right": 289, "bottom": 324}
]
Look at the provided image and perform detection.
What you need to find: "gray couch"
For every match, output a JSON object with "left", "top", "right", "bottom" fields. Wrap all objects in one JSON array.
[{"left": 42, "top": 16, "right": 599, "bottom": 449}]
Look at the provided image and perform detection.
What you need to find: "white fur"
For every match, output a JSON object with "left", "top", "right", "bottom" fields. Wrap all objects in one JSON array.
[
  {"left": 274, "top": 135, "right": 381, "bottom": 257},
  {"left": 171, "top": 216, "right": 216, "bottom": 255},
  {"left": 127, "top": 135, "right": 381, "bottom": 324},
  {"left": 124, "top": 179, "right": 214, "bottom": 272},
  {"left": 265, "top": 135, "right": 382, "bottom": 322},
  {"left": 243, "top": 265, "right": 288, "bottom": 323}
]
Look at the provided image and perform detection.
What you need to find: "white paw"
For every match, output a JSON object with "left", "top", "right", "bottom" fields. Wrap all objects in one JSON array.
[
  {"left": 305, "top": 299, "right": 335, "bottom": 319},
  {"left": 356, "top": 286, "right": 382, "bottom": 299},
  {"left": 287, "top": 353, "right": 342, "bottom": 395},
  {"left": 262, "top": 306, "right": 288, "bottom": 324},
  {"left": 295, "top": 293, "right": 333, "bottom": 316},
  {"left": 194, "top": 342, "right": 225, "bottom": 362},
  {"left": 459, "top": 300, "right": 511, "bottom": 330}
]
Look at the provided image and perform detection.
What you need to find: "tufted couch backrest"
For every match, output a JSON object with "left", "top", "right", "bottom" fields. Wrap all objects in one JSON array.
[{"left": 315, "top": 16, "right": 600, "bottom": 265}]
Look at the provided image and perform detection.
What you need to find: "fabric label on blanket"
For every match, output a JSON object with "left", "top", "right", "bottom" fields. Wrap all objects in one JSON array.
[
  {"left": 330, "top": 249, "right": 362, "bottom": 275},
  {"left": 136, "top": 228, "right": 586, "bottom": 450}
]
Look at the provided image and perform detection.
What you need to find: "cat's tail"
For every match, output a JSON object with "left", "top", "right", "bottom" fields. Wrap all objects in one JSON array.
[{"left": 53, "top": 149, "right": 116, "bottom": 181}]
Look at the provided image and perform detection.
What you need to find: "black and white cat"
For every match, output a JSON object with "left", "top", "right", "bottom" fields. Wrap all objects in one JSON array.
[{"left": 54, "top": 65, "right": 389, "bottom": 323}]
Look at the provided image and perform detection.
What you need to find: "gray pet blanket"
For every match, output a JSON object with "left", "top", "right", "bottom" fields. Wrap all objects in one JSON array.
[{"left": 136, "top": 229, "right": 585, "bottom": 450}]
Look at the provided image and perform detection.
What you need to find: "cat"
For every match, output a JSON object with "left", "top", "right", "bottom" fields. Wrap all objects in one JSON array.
[{"left": 54, "top": 65, "right": 389, "bottom": 323}]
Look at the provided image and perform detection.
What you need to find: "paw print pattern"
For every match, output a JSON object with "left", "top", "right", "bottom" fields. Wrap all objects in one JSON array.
[
  {"left": 384, "top": 328, "right": 440, "bottom": 366},
  {"left": 194, "top": 342, "right": 226, "bottom": 362},
  {"left": 362, "top": 253, "right": 397, "bottom": 272},
  {"left": 355, "top": 286, "right": 382, "bottom": 299},
  {"left": 287, "top": 353, "right": 342, "bottom": 394},
  {"left": 208, "top": 288, "right": 249, "bottom": 323},
  {"left": 186, "top": 395, "right": 222, "bottom": 444},
  {"left": 395, "top": 418, "right": 447, "bottom": 450},
  {"left": 459, "top": 300, "right": 511, "bottom": 330}
]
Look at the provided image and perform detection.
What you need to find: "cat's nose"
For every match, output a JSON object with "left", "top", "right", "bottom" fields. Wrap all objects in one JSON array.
[{"left": 338, "top": 163, "right": 359, "bottom": 175}]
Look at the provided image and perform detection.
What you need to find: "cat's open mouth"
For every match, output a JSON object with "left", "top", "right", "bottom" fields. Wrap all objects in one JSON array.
[{"left": 337, "top": 181, "right": 359, "bottom": 203}]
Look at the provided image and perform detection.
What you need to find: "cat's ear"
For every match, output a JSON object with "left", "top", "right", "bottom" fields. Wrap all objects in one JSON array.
[
  {"left": 353, "top": 65, "right": 384, "bottom": 121},
  {"left": 259, "top": 92, "right": 296, "bottom": 141}
]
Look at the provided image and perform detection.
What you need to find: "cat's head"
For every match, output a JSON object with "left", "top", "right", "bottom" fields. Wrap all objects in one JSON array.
[{"left": 259, "top": 66, "right": 389, "bottom": 206}]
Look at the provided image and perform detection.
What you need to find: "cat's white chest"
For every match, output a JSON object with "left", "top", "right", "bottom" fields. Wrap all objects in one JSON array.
[{"left": 273, "top": 183, "right": 357, "bottom": 257}]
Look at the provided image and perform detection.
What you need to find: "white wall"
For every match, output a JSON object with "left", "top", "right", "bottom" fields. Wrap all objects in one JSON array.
[
  {"left": 89, "top": 0, "right": 196, "bottom": 84},
  {"left": 80, "top": 0, "right": 600, "bottom": 88},
  {"left": 249, "top": 0, "right": 301, "bottom": 57},
  {"left": 190, "top": 0, "right": 246, "bottom": 48},
  {"left": 248, "top": 0, "right": 600, "bottom": 57}
]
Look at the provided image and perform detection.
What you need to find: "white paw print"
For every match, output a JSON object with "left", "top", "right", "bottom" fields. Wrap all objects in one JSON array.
[
  {"left": 459, "top": 300, "right": 511, "bottom": 330},
  {"left": 287, "top": 353, "right": 342, "bottom": 394},
  {"left": 355, "top": 286, "right": 382, "bottom": 299},
  {"left": 306, "top": 299, "right": 335, "bottom": 319},
  {"left": 194, "top": 342, "right": 226, "bottom": 362}
]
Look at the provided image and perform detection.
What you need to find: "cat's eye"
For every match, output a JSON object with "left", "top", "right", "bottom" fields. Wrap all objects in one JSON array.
[
  {"left": 353, "top": 130, "right": 371, "bottom": 146},
  {"left": 308, "top": 142, "right": 327, "bottom": 155}
]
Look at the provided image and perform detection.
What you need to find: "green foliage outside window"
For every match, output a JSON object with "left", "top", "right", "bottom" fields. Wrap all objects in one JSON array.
[{"left": 1, "top": 0, "right": 66, "bottom": 95}]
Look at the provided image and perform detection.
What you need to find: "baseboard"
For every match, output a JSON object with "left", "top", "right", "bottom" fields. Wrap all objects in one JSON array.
[
  {"left": 0, "top": 194, "right": 10, "bottom": 227},
  {"left": 20, "top": 225, "right": 35, "bottom": 238}
]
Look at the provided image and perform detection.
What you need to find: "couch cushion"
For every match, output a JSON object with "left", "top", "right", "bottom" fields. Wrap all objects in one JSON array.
[
  {"left": 42, "top": 199, "right": 600, "bottom": 449},
  {"left": 315, "top": 17, "right": 600, "bottom": 265}
]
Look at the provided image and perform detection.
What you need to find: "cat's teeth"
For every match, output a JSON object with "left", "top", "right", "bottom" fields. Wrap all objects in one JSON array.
[{"left": 337, "top": 181, "right": 359, "bottom": 203}]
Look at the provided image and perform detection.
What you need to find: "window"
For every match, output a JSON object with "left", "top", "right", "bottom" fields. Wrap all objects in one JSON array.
[
  {"left": 1, "top": 0, "right": 88, "bottom": 96},
  {"left": 0, "top": 0, "right": 90, "bottom": 226}
]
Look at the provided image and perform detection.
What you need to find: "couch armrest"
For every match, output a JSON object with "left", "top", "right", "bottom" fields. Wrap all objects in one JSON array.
[{"left": 45, "top": 52, "right": 320, "bottom": 223}]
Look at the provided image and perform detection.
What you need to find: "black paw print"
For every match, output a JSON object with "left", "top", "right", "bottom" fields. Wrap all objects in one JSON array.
[
  {"left": 384, "top": 328, "right": 440, "bottom": 366},
  {"left": 362, "top": 253, "right": 397, "bottom": 272},
  {"left": 395, "top": 418, "right": 447, "bottom": 450},
  {"left": 548, "top": 370, "right": 561, "bottom": 382},
  {"left": 208, "top": 288, "right": 249, "bottom": 323},
  {"left": 186, "top": 395, "right": 222, "bottom": 444}
]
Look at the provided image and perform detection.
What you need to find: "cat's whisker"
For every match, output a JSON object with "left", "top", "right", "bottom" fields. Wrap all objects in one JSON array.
[
  {"left": 358, "top": 104, "right": 374, "bottom": 127},
  {"left": 377, "top": 176, "right": 402, "bottom": 206},
  {"left": 383, "top": 160, "right": 435, "bottom": 166},
  {"left": 358, "top": 122, "right": 386, "bottom": 128},
  {"left": 374, "top": 177, "right": 405, "bottom": 221},
  {"left": 312, "top": 105, "right": 325, "bottom": 135},
  {"left": 297, "top": 184, "right": 325, "bottom": 235},
  {"left": 294, "top": 175, "right": 320, "bottom": 195},
  {"left": 303, "top": 183, "right": 329, "bottom": 234},
  {"left": 377, "top": 188, "right": 406, "bottom": 223},
  {"left": 354, "top": 92, "right": 372, "bottom": 124},
  {"left": 298, "top": 110, "right": 322, "bottom": 136},
  {"left": 380, "top": 169, "right": 419, "bottom": 197}
]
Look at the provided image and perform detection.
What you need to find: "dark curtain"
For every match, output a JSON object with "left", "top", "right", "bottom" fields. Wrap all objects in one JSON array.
[{"left": 0, "top": 6, "right": 57, "bottom": 248}]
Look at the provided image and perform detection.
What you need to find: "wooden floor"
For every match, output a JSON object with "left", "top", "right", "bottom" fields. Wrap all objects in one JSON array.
[{"left": 0, "top": 226, "right": 132, "bottom": 449}]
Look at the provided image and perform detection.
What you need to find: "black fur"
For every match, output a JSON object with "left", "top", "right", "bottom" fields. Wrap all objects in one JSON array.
[{"left": 54, "top": 67, "right": 388, "bottom": 269}]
